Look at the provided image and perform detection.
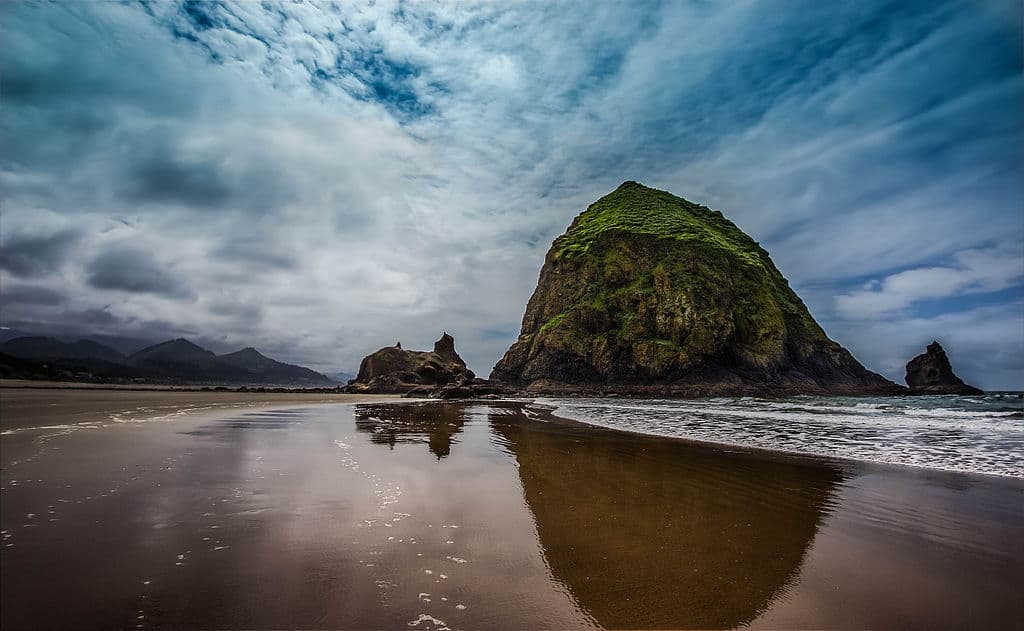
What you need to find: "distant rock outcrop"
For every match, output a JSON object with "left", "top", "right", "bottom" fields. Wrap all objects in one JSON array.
[
  {"left": 905, "top": 341, "right": 983, "bottom": 395},
  {"left": 346, "top": 333, "right": 476, "bottom": 394},
  {"left": 491, "top": 181, "right": 902, "bottom": 397}
]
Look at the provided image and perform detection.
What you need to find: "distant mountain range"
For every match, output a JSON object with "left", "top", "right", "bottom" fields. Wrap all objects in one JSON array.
[{"left": 0, "top": 335, "right": 341, "bottom": 387}]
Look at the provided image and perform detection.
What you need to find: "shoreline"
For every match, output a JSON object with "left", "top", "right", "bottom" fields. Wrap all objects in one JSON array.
[
  {"left": 522, "top": 399, "right": 1024, "bottom": 488},
  {"left": 0, "top": 379, "right": 350, "bottom": 392},
  {"left": 12, "top": 378, "right": 1024, "bottom": 399},
  {"left": 529, "top": 398, "right": 1024, "bottom": 482},
  {"left": 2, "top": 394, "right": 1021, "bottom": 628},
  {"left": 0, "top": 387, "right": 403, "bottom": 432},
  {"left": 4, "top": 387, "right": 1019, "bottom": 482}
]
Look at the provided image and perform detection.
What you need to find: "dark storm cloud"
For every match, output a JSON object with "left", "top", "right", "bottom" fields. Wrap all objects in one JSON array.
[
  {"left": 0, "top": 284, "right": 66, "bottom": 306},
  {"left": 74, "top": 307, "right": 123, "bottom": 328},
  {"left": 1, "top": 305, "right": 119, "bottom": 335},
  {"left": 125, "top": 153, "right": 232, "bottom": 209},
  {"left": 85, "top": 248, "right": 190, "bottom": 298},
  {"left": 116, "top": 137, "right": 299, "bottom": 213},
  {"left": 0, "top": 3, "right": 201, "bottom": 177},
  {"left": 0, "top": 230, "right": 81, "bottom": 277}
]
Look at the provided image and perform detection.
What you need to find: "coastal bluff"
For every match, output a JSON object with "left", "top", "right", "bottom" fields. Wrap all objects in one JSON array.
[
  {"left": 345, "top": 333, "right": 476, "bottom": 394},
  {"left": 490, "top": 181, "right": 902, "bottom": 397},
  {"left": 905, "top": 341, "right": 983, "bottom": 395}
]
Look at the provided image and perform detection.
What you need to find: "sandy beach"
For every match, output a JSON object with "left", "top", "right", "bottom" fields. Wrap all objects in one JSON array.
[
  {"left": 1, "top": 390, "right": 1021, "bottom": 629},
  {"left": 0, "top": 383, "right": 401, "bottom": 432}
]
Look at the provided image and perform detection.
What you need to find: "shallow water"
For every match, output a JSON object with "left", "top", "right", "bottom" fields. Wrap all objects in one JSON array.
[
  {"left": 541, "top": 394, "right": 1024, "bottom": 477},
  {"left": 1, "top": 398, "right": 1022, "bottom": 629}
]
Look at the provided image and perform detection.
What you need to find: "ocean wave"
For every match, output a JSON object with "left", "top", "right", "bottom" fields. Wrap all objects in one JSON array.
[{"left": 540, "top": 395, "right": 1024, "bottom": 478}]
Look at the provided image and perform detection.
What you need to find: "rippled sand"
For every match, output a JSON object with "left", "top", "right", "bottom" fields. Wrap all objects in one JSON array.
[{"left": 1, "top": 393, "right": 1021, "bottom": 629}]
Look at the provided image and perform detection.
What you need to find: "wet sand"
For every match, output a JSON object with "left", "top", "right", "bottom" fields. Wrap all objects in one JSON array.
[
  {"left": 0, "top": 385, "right": 401, "bottom": 431},
  {"left": 1, "top": 395, "right": 1021, "bottom": 629}
]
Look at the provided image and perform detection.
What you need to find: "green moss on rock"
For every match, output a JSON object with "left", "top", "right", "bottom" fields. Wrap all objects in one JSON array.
[
  {"left": 553, "top": 181, "right": 764, "bottom": 266},
  {"left": 491, "top": 181, "right": 899, "bottom": 395}
]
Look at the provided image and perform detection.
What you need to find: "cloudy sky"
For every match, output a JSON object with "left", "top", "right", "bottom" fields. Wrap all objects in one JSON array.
[{"left": 2, "top": 0, "right": 1022, "bottom": 387}]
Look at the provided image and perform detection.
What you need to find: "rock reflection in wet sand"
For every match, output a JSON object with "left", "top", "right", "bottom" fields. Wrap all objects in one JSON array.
[
  {"left": 1, "top": 400, "right": 1021, "bottom": 630},
  {"left": 354, "top": 403, "right": 467, "bottom": 459},
  {"left": 489, "top": 404, "right": 841, "bottom": 629}
]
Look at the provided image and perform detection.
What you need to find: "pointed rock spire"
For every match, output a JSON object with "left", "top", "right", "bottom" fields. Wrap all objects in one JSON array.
[
  {"left": 906, "top": 341, "right": 983, "bottom": 395},
  {"left": 433, "top": 332, "right": 464, "bottom": 366}
]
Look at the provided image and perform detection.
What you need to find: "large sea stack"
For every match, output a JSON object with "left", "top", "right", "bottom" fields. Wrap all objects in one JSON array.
[
  {"left": 491, "top": 181, "right": 901, "bottom": 396},
  {"left": 905, "top": 341, "right": 983, "bottom": 395}
]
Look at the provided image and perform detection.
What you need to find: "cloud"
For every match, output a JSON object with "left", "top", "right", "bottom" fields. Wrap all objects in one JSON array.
[
  {"left": 85, "top": 247, "right": 191, "bottom": 298},
  {"left": 835, "top": 247, "right": 1024, "bottom": 318},
  {"left": 210, "top": 238, "right": 298, "bottom": 270},
  {"left": 0, "top": 284, "right": 66, "bottom": 306},
  {"left": 124, "top": 152, "right": 232, "bottom": 209},
  {"left": 0, "top": 0, "right": 1021, "bottom": 382},
  {"left": 0, "top": 229, "right": 81, "bottom": 277}
]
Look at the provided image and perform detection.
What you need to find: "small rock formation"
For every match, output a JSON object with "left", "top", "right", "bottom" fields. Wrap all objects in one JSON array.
[
  {"left": 433, "top": 332, "right": 458, "bottom": 362},
  {"left": 345, "top": 333, "right": 476, "bottom": 394},
  {"left": 905, "top": 341, "right": 983, "bottom": 395},
  {"left": 491, "top": 181, "right": 902, "bottom": 396}
]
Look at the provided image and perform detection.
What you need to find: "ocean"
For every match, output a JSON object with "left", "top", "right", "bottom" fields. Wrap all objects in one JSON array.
[{"left": 539, "top": 393, "right": 1024, "bottom": 478}]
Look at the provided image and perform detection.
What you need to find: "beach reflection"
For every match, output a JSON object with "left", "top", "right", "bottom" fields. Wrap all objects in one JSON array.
[
  {"left": 489, "top": 405, "right": 841, "bottom": 629},
  {"left": 351, "top": 401, "right": 843, "bottom": 629},
  {"left": 354, "top": 402, "right": 468, "bottom": 459},
  {"left": 3, "top": 397, "right": 1019, "bottom": 630}
]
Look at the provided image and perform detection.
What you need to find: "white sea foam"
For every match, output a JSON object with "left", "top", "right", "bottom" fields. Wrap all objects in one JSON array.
[
  {"left": 407, "top": 614, "right": 449, "bottom": 630},
  {"left": 540, "top": 394, "right": 1024, "bottom": 477}
]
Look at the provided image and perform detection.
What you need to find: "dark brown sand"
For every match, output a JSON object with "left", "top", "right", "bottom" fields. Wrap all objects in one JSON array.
[{"left": 1, "top": 392, "right": 1021, "bottom": 630}]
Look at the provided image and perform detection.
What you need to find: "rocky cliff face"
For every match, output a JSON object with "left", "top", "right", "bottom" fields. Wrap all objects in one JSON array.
[
  {"left": 905, "top": 341, "right": 983, "bottom": 395},
  {"left": 491, "top": 181, "right": 901, "bottom": 396},
  {"left": 347, "top": 333, "right": 475, "bottom": 393}
]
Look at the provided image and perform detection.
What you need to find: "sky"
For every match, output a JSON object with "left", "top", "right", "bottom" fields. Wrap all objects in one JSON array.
[{"left": 1, "top": 0, "right": 1022, "bottom": 388}]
